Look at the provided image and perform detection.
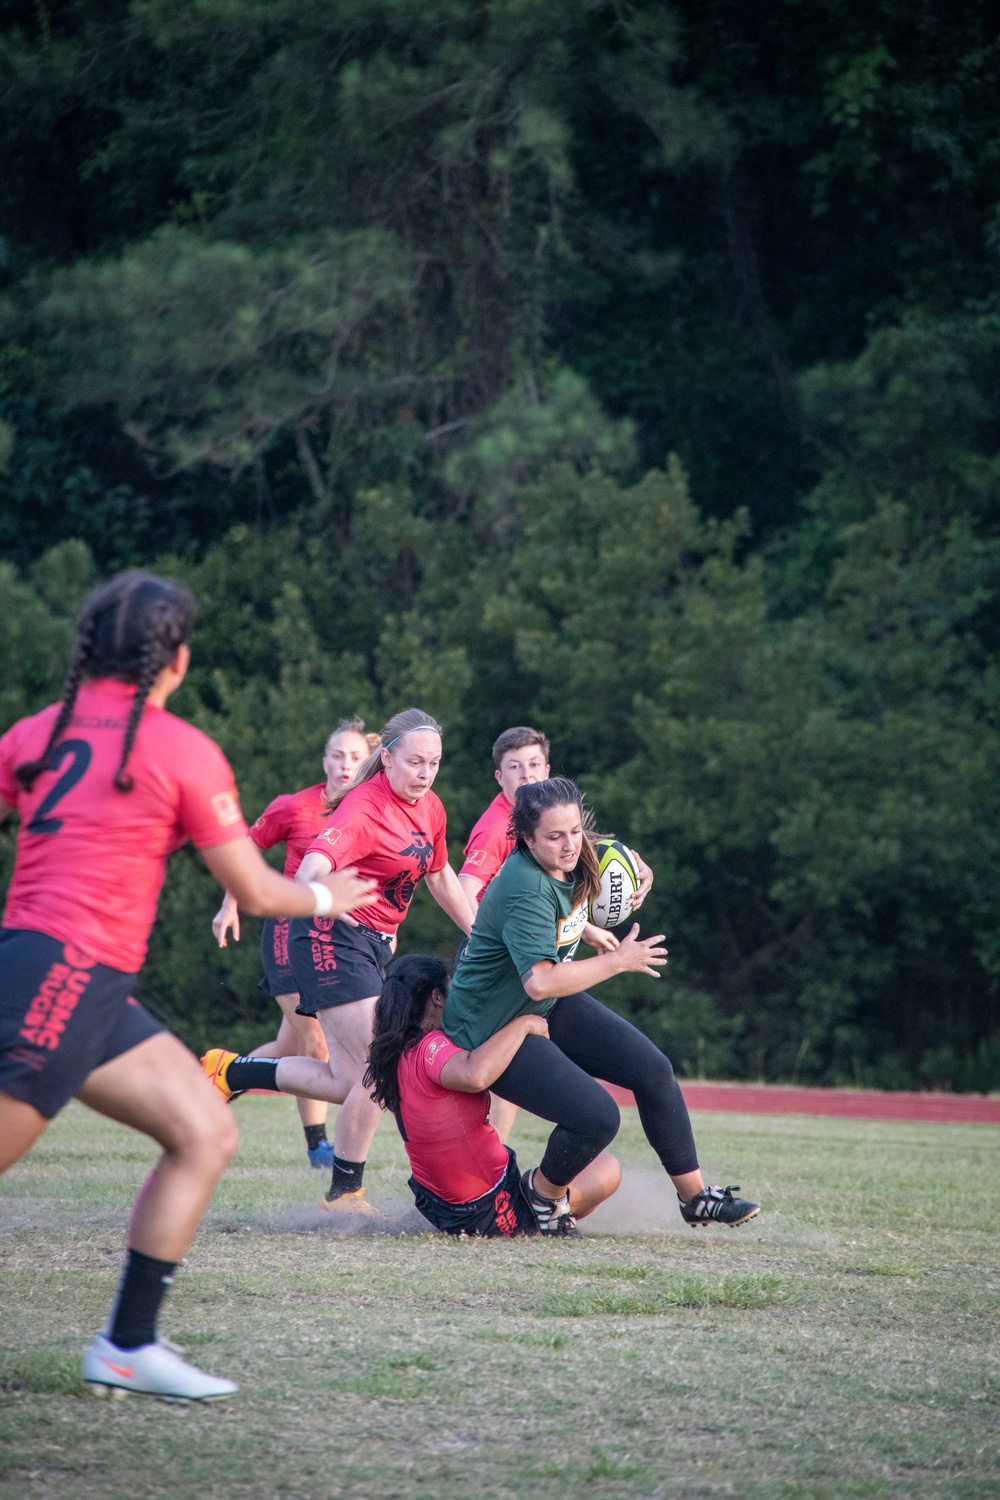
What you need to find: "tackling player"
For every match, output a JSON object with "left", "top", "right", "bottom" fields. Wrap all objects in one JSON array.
[
  {"left": 442, "top": 777, "right": 760, "bottom": 1237},
  {"left": 210, "top": 719, "right": 374, "bottom": 1170},
  {"left": 203, "top": 708, "right": 475, "bottom": 1215},
  {"left": 0, "top": 572, "right": 374, "bottom": 1400},
  {"left": 364, "top": 954, "right": 620, "bottom": 1236}
]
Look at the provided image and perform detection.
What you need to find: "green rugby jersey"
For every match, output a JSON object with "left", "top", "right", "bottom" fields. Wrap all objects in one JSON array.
[{"left": 442, "top": 846, "right": 587, "bottom": 1050}]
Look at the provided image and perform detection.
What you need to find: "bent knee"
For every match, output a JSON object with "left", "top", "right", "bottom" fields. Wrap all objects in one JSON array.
[
  {"left": 213, "top": 1106, "right": 240, "bottom": 1164},
  {"left": 589, "top": 1091, "right": 621, "bottom": 1149},
  {"left": 331, "top": 1054, "right": 368, "bottom": 1087},
  {"left": 632, "top": 1045, "right": 677, "bottom": 1099},
  {"left": 302, "top": 1028, "right": 329, "bottom": 1062},
  {"left": 598, "top": 1152, "right": 623, "bottom": 1194},
  {"left": 166, "top": 1095, "right": 239, "bottom": 1166}
]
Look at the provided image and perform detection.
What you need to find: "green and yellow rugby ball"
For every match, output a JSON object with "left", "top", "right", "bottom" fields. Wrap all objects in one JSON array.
[{"left": 589, "top": 839, "right": 641, "bottom": 929}]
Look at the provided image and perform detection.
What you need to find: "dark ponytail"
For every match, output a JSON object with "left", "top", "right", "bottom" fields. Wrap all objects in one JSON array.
[
  {"left": 16, "top": 570, "right": 197, "bottom": 794},
  {"left": 511, "top": 776, "right": 603, "bottom": 907},
  {"left": 364, "top": 954, "right": 451, "bottom": 1114}
]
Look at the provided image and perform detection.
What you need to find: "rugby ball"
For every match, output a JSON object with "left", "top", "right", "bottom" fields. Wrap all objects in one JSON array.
[{"left": 589, "top": 839, "right": 641, "bottom": 929}]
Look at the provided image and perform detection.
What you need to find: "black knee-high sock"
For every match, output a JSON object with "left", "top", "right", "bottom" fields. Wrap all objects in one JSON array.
[
  {"left": 108, "top": 1249, "right": 177, "bottom": 1350},
  {"left": 226, "top": 1056, "right": 281, "bottom": 1092},
  {"left": 328, "top": 1156, "right": 365, "bottom": 1196},
  {"left": 303, "top": 1124, "right": 328, "bottom": 1150}
]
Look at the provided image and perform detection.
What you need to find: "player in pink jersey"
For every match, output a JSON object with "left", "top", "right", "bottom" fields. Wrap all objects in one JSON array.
[
  {"left": 458, "top": 727, "right": 551, "bottom": 907},
  {"left": 203, "top": 707, "right": 476, "bottom": 1215},
  {"left": 364, "top": 954, "right": 620, "bottom": 1235},
  {"left": 0, "top": 572, "right": 374, "bottom": 1402},
  {"left": 458, "top": 726, "right": 654, "bottom": 1143},
  {"left": 459, "top": 725, "right": 654, "bottom": 914},
  {"left": 211, "top": 719, "right": 374, "bottom": 1169}
]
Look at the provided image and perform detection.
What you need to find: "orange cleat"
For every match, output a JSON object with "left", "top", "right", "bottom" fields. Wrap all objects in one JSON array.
[
  {"left": 200, "top": 1048, "right": 243, "bottom": 1103},
  {"left": 321, "top": 1187, "right": 382, "bottom": 1218}
]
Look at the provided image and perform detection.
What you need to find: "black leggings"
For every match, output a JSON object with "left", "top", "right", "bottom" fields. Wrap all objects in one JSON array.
[{"left": 491, "top": 991, "right": 699, "bottom": 1186}]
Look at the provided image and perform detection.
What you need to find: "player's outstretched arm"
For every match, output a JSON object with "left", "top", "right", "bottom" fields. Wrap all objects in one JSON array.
[
  {"left": 201, "top": 837, "right": 376, "bottom": 921},
  {"left": 425, "top": 864, "right": 475, "bottom": 936},
  {"left": 439, "top": 1014, "right": 549, "bottom": 1094},
  {"left": 522, "top": 923, "right": 667, "bottom": 1002},
  {"left": 212, "top": 891, "right": 240, "bottom": 948}
]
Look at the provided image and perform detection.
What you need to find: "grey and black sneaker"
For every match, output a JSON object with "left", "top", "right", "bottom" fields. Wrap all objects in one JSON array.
[
  {"left": 522, "top": 1169, "right": 582, "bottom": 1238},
  {"left": 679, "top": 1184, "right": 759, "bottom": 1228}
]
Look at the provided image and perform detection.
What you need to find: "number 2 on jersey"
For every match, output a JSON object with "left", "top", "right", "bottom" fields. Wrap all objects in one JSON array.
[{"left": 27, "top": 739, "right": 93, "bottom": 835}]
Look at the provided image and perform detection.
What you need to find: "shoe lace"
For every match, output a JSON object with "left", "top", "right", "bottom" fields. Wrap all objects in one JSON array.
[{"left": 528, "top": 1171, "right": 570, "bottom": 1225}]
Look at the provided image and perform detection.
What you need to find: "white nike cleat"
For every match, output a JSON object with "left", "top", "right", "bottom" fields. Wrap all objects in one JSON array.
[{"left": 82, "top": 1334, "right": 238, "bottom": 1401}]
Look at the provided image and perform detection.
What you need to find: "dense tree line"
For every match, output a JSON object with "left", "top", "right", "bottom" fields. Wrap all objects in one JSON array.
[{"left": 2, "top": 2, "right": 999, "bottom": 1088}]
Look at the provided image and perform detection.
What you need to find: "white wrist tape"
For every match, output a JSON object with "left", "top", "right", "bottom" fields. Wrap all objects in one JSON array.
[{"left": 308, "top": 881, "right": 334, "bottom": 918}]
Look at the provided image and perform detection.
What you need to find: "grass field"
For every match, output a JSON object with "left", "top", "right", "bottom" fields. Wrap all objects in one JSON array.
[{"left": 1, "top": 1098, "right": 998, "bottom": 1500}]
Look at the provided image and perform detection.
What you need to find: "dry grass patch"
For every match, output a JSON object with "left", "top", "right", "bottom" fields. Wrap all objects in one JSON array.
[{"left": 1, "top": 1096, "right": 998, "bottom": 1499}]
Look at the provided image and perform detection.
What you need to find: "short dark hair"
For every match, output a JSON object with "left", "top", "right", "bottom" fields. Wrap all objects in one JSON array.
[{"left": 492, "top": 725, "right": 550, "bottom": 768}]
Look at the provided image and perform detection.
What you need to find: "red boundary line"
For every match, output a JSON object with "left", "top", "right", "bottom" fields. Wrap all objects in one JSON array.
[{"left": 599, "top": 1080, "right": 1000, "bottom": 1124}]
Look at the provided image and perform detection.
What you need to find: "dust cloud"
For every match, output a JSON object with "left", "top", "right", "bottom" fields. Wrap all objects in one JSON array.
[{"left": 581, "top": 1168, "right": 685, "bottom": 1236}]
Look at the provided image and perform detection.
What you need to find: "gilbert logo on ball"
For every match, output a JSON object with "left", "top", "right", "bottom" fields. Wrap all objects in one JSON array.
[{"left": 589, "top": 840, "right": 641, "bottom": 929}]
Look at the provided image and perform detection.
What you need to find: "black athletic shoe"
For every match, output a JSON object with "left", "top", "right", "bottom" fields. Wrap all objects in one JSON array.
[
  {"left": 678, "top": 1185, "right": 759, "bottom": 1228},
  {"left": 521, "top": 1169, "right": 582, "bottom": 1237}
]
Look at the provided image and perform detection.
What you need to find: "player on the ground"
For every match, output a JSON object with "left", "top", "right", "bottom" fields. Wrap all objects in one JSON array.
[
  {"left": 442, "top": 776, "right": 760, "bottom": 1237},
  {"left": 458, "top": 725, "right": 654, "bottom": 1142},
  {"left": 364, "top": 953, "right": 620, "bottom": 1235},
  {"left": 210, "top": 719, "right": 374, "bottom": 1170},
  {"left": 0, "top": 572, "right": 374, "bottom": 1401},
  {"left": 203, "top": 707, "right": 475, "bottom": 1215}
]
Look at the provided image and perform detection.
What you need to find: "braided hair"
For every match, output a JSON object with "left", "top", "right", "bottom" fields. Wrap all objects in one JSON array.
[
  {"left": 364, "top": 954, "right": 451, "bottom": 1114},
  {"left": 510, "top": 777, "right": 603, "bottom": 907},
  {"left": 16, "top": 570, "right": 197, "bottom": 795}
]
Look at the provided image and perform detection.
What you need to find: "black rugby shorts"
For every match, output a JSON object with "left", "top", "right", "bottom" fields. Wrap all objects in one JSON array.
[
  {"left": 289, "top": 915, "right": 391, "bottom": 1014},
  {"left": 408, "top": 1148, "right": 538, "bottom": 1238},
  {"left": 257, "top": 916, "right": 296, "bottom": 998},
  {"left": 0, "top": 927, "right": 163, "bottom": 1118}
]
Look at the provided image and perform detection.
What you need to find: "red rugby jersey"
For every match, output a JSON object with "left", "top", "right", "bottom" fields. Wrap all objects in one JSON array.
[
  {"left": 0, "top": 678, "right": 248, "bottom": 972},
  {"left": 250, "top": 782, "right": 331, "bottom": 877},
  {"left": 305, "top": 771, "right": 448, "bottom": 936},
  {"left": 396, "top": 1030, "right": 509, "bottom": 1203},
  {"left": 459, "top": 791, "right": 514, "bottom": 901}
]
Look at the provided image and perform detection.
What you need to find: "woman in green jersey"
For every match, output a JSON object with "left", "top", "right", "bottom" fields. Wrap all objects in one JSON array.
[{"left": 441, "top": 777, "right": 759, "bottom": 1237}]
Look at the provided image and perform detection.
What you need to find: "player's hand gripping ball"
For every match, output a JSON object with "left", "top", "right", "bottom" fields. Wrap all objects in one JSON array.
[{"left": 589, "top": 840, "right": 642, "bottom": 929}]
